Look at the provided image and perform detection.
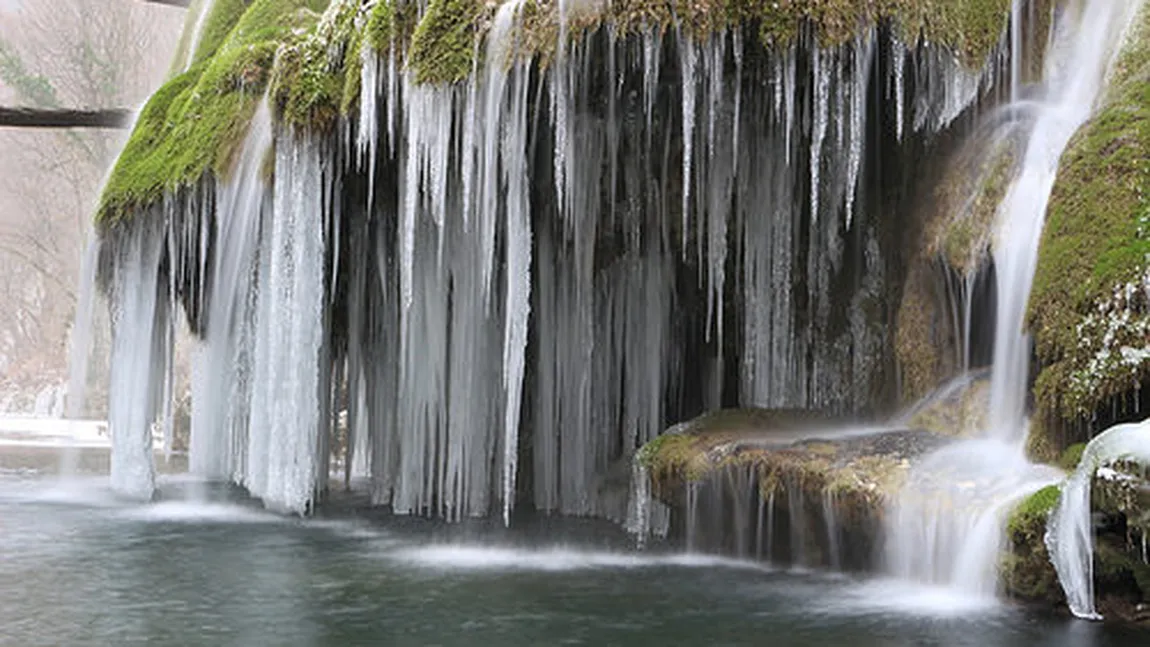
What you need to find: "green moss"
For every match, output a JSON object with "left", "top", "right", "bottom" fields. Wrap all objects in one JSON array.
[
  {"left": 1008, "top": 485, "right": 1060, "bottom": 538},
  {"left": 192, "top": 0, "right": 251, "bottom": 65},
  {"left": 1001, "top": 484, "right": 1062, "bottom": 603},
  {"left": 637, "top": 432, "right": 706, "bottom": 481},
  {"left": 97, "top": 0, "right": 328, "bottom": 225},
  {"left": 408, "top": 0, "right": 481, "bottom": 85},
  {"left": 271, "top": 0, "right": 365, "bottom": 129},
  {"left": 365, "top": 0, "right": 395, "bottom": 52},
  {"left": 1059, "top": 443, "right": 1087, "bottom": 471},
  {"left": 1028, "top": 3, "right": 1150, "bottom": 434}
]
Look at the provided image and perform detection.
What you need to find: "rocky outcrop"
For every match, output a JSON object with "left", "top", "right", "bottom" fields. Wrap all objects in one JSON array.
[
  {"left": 1028, "top": 1, "right": 1150, "bottom": 458},
  {"left": 637, "top": 409, "right": 947, "bottom": 569}
]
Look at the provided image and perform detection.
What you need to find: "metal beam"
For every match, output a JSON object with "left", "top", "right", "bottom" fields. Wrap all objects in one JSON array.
[{"left": 0, "top": 107, "right": 131, "bottom": 129}]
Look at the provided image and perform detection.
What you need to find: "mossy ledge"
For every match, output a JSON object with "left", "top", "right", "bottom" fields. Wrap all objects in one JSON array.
[
  {"left": 97, "top": 0, "right": 328, "bottom": 225},
  {"left": 1028, "top": 2, "right": 1150, "bottom": 450},
  {"left": 100, "top": 0, "right": 1024, "bottom": 224},
  {"left": 636, "top": 409, "right": 948, "bottom": 568}
]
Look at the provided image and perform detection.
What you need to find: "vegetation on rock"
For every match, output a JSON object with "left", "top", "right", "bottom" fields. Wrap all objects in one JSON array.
[
  {"left": 1001, "top": 484, "right": 1061, "bottom": 603},
  {"left": 1029, "top": 3, "right": 1150, "bottom": 444},
  {"left": 408, "top": 0, "right": 482, "bottom": 85},
  {"left": 97, "top": 0, "right": 328, "bottom": 224}
]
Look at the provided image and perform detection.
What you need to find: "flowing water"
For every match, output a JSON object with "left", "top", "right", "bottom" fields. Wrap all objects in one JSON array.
[
  {"left": 886, "top": 0, "right": 1141, "bottom": 597},
  {"left": 1047, "top": 417, "right": 1150, "bottom": 619},
  {"left": 2, "top": 449, "right": 1148, "bottom": 647}
]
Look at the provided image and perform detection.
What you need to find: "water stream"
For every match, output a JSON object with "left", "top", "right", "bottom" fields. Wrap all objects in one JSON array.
[{"left": 886, "top": 0, "right": 1142, "bottom": 599}]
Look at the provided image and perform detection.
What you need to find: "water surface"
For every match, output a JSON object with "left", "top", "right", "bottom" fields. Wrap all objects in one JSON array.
[{"left": 1, "top": 447, "right": 1145, "bottom": 646}]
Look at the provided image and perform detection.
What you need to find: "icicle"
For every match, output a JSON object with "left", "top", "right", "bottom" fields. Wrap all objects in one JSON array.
[
  {"left": 891, "top": 36, "right": 905, "bottom": 141},
  {"left": 190, "top": 99, "right": 272, "bottom": 483},
  {"left": 106, "top": 215, "right": 167, "bottom": 501},
  {"left": 245, "top": 133, "right": 328, "bottom": 515},
  {"left": 624, "top": 456, "right": 671, "bottom": 548},
  {"left": 810, "top": 47, "right": 829, "bottom": 224},
  {"left": 356, "top": 45, "right": 380, "bottom": 208},
  {"left": 642, "top": 28, "right": 660, "bottom": 132},
  {"left": 679, "top": 32, "right": 697, "bottom": 254},
  {"left": 845, "top": 33, "right": 874, "bottom": 230}
]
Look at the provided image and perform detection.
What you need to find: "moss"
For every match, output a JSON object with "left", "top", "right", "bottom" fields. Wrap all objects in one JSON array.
[
  {"left": 271, "top": 0, "right": 365, "bottom": 129},
  {"left": 1001, "top": 484, "right": 1062, "bottom": 603},
  {"left": 365, "top": 0, "right": 395, "bottom": 52},
  {"left": 1028, "top": 3, "right": 1150, "bottom": 438},
  {"left": 408, "top": 0, "right": 482, "bottom": 85},
  {"left": 97, "top": 0, "right": 328, "bottom": 225},
  {"left": 1059, "top": 443, "right": 1087, "bottom": 471},
  {"left": 192, "top": 0, "right": 252, "bottom": 65},
  {"left": 1008, "top": 484, "right": 1060, "bottom": 537},
  {"left": 637, "top": 432, "right": 707, "bottom": 481}
]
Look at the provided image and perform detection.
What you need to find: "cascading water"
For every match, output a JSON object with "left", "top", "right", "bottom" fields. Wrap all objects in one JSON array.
[
  {"left": 1047, "top": 418, "right": 1150, "bottom": 619},
  {"left": 97, "top": 0, "right": 1061, "bottom": 525},
  {"left": 189, "top": 99, "right": 273, "bottom": 483},
  {"left": 887, "top": 0, "right": 1142, "bottom": 598}
]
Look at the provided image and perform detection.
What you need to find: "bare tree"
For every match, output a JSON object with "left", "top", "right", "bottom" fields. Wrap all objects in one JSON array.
[{"left": 0, "top": 0, "right": 182, "bottom": 406}]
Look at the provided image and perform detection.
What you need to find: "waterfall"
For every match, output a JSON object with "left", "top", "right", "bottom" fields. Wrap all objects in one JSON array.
[
  {"left": 99, "top": 1, "right": 1048, "bottom": 523},
  {"left": 189, "top": 99, "right": 273, "bottom": 483},
  {"left": 886, "top": 0, "right": 1141, "bottom": 598},
  {"left": 1047, "top": 418, "right": 1150, "bottom": 619},
  {"left": 987, "top": 0, "right": 1142, "bottom": 437}
]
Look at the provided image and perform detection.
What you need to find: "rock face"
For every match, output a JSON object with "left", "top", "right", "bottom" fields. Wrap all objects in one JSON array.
[
  {"left": 638, "top": 409, "right": 948, "bottom": 570},
  {"left": 1002, "top": 460, "right": 1150, "bottom": 623}
]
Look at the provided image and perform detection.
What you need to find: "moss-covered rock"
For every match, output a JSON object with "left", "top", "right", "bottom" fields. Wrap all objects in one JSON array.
[
  {"left": 1001, "top": 484, "right": 1062, "bottom": 604},
  {"left": 408, "top": 0, "right": 483, "bottom": 85},
  {"left": 638, "top": 409, "right": 948, "bottom": 567},
  {"left": 1029, "top": 2, "right": 1150, "bottom": 448},
  {"left": 930, "top": 136, "right": 1019, "bottom": 275},
  {"left": 97, "top": 0, "right": 328, "bottom": 225},
  {"left": 270, "top": 0, "right": 365, "bottom": 129}
]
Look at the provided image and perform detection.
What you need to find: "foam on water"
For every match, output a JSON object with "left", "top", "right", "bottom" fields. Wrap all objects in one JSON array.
[
  {"left": 389, "top": 545, "right": 769, "bottom": 573},
  {"left": 821, "top": 579, "right": 1005, "bottom": 618},
  {"left": 118, "top": 501, "right": 284, "bottom": 524}
]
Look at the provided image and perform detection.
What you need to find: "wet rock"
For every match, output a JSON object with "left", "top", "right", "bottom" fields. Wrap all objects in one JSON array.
[{"left": 637, "top": 408, "right": 948, "bottom": 570}]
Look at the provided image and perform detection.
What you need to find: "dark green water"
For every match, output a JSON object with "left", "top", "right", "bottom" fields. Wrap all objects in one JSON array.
[{"left": 1, "top": 448, "right": 1147, "bottom": 646}]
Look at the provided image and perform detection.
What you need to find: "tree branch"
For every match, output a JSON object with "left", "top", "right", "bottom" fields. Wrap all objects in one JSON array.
[
  {"left": 143, "top": 0, "right": 191, "bottom": 6},
  {"left": 0, "top": 107, "right": 130, "bottom": 129}
]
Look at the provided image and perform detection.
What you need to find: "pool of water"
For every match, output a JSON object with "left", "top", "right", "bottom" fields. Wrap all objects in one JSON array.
[{"left": 1, "top": 447, "right": 1146, "bottom": 646}]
